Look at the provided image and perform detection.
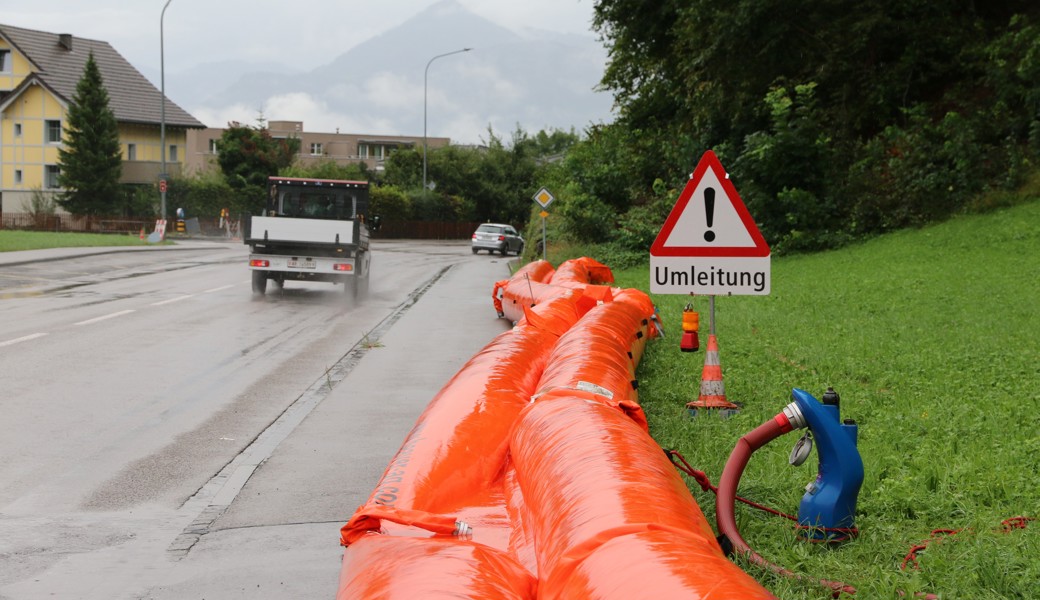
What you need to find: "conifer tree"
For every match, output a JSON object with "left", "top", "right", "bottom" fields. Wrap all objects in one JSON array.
[{"left": 57, "top": 52, "right": 123, "bottom": 216}]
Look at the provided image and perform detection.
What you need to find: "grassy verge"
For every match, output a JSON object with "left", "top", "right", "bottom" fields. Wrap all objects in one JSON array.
[
  {"left": 0, "top": 230, "right": 160, "bottom": 252},
  {"left": 606, "top": 199, "right": 1039, "bottom": 598}
]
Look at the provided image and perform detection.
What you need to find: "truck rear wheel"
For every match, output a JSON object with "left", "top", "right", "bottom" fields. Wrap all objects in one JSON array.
[{"left": 251, "top": 271, "right": 268, "bottom": 295}]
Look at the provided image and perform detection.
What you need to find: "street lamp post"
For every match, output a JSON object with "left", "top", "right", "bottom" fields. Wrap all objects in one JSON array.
[
  {"left": 160, "top": 0, "right": 172, "bottom": 222},
  {"left": 423, "top": 48, "right": 471, "bottom": 195}
]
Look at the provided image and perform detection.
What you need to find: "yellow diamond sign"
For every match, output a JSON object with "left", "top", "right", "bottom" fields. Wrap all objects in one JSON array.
[{"left": 533, "top": 187, "right": 555, "bottom": 208}]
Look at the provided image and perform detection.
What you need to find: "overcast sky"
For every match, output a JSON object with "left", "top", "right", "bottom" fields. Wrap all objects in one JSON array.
[
  {"left": 3, "top": 1, "right": 609, "bottom": 143},
  {"left": 3, "top": 0, "right": 598, "bottom": 76}
]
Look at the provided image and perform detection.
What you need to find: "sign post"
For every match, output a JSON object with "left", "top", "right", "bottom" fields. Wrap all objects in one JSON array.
[
  {"left": 650, "top": 150, "right": 770, "bottom": 415},
  {"left": 533, "top": 187, "right": 555, "bottom": 261}
]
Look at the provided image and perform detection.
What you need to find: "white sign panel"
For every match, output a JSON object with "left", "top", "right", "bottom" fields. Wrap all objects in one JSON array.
[{"left": 650, "top": 150, "right": 771, "bottom": 295}]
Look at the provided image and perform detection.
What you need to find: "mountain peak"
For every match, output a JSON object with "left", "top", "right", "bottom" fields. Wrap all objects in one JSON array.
[
  {"left": 423, "top": 0, "right": 470, "bottom": 17},
  {"left": 182, "top": 1, "right": 613, "bottom": 143}
]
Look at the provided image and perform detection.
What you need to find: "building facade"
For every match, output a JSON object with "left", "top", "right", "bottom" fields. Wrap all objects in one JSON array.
[
  {"left": 184, "top": 121, "right": 451, "bottom": 175},
  {"left": 0, "top": 23, "right": 205, "bottom": 214}
]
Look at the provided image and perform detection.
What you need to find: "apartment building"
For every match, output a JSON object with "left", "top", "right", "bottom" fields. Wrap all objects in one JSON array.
[{"left": 185, "top": 121, "right": 451, "bottom": 175}]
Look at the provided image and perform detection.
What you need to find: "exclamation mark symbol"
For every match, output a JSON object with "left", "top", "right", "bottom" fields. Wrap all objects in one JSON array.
[{"left": 703, "top": 187, "right": 716, "bottom": 242}]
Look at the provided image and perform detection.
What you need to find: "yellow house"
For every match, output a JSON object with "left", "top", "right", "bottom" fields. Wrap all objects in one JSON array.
[{"left": 0, "top": 23, "right": 204, "bottom": 215}]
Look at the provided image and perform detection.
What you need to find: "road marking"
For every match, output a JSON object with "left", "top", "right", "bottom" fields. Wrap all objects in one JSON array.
[
  {"left": 168, "top": 266, "right": 453, "bottom": 557},
  {"left": 74, "top": 309, "right": 136, "bottom": 326},
  {"left": 151, "top": 294, "right": 195, "bottom": 306},
  {"left": 202, "top": 285, "right": 234, "bottom": 293},
  {"left": 0, "top": 332, "right": 48, "bottom": 347}
]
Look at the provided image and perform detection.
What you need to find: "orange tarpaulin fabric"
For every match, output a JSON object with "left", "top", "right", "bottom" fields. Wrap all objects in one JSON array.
[
  {"left": 496, "top": 278, "right": 613, "bottom": 324},
  {"left": 534, "top": 290, "right": 658, "bottom": 416},
  {"left": 550, "top": 257, "right": 614, "bottom": 285},
  {"left": 513, "top": 259, "right": 556, "bottom": 283},
  {"left": 510, "top": 397, "right": 775, "bottom": 599},
  {"left": 340, "top": 294, "right": 587, "bottom": 535},
  {"left": 492, "top": 259, "right": 556, "bottom": 317},
  {"left": 338, "top": 257, "right": 776, "bottom": 600},
  {"left": 338, "top": 535, "right": 535, "bottom": 599},
  {"left": 495, "top": 257, "right": 615, "bottom": 323}
]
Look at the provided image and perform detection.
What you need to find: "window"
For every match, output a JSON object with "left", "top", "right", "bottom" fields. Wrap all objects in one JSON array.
[
  {"left": 14, "top": 123, "right": 22, "bottom": 137},
  {"left": 373, "top": 145, "right": 384, "bottom": 160},
  {"left": 169, "top": 145, "right": 178, "bottom": 162},
  {"left": 14, "top": 170, "right": 23, "bottom": 184},
  {"left": 127, "top": 143, "right": 137, "bottom": 160},
  {"left": 358, "top": 144, "right": 368, "bottom": 158},
  {"left": 310, "top": 142, "right": 323, "bottom": 155},
  {"left": 45, "top": 120, "right": 62, "bottom": 143},
  {"left": 209, "top": 138, "right": 219, "bottom": 154},
  {"left": 0, "top": 49, "right": 10, "bottom": 72},
  {"left": 45, "top": 165, "right": 60, "bottom": 189}
]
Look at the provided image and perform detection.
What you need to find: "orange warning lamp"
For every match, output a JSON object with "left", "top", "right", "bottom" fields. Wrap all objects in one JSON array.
[{"left": 680, "top": 303, "right": 700, "bottom": 352}]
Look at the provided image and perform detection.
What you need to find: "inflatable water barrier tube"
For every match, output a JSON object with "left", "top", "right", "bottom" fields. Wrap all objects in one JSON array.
[{"left": 339, "top": 257, "right": 775, "bottom": 599}]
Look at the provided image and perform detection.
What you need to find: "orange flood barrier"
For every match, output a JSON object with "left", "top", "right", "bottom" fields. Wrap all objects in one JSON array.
[
  {"left": 511, "top": 397, "right": 771, "bottom": 599},
  {"left": 338, "top": 257, "right": 776, "bottom": 600}
]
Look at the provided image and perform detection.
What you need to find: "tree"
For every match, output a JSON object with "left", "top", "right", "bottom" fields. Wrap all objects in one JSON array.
[
  {"left": 281, "top": 160, "right": 370, "bottom": 182},
  {"left": 216, "top": 119, "right": 300, "bottom": 212},
  {"left": 56, "top": 52, "right": 123, "bottom": 216},
  {"left": 592, "top": 0, "right": 1040, "bottom": 251},
  {"left": 370, "top": 185, "right": 412, "bottom": 222},
  {"left": 382, "top": 147, "right": 423, "bottom": 190}
]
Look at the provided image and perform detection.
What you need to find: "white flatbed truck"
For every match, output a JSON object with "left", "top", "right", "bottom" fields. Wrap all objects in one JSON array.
[{"left": 244, "top": 176, "right": 379, "bottom": 299}]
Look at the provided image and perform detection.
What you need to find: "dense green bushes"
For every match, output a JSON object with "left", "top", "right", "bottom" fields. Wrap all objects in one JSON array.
[{"left": 577, "top": 1, "right": 1040, "bottom": 255}]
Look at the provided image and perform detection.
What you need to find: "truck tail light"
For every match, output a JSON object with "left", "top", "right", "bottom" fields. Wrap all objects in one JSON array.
[
  {"left": 250, "top": 259, "right": 270, "bottom": 267},
  {"left": 333, "top": 263, "right": 353, "bottom": 272}
]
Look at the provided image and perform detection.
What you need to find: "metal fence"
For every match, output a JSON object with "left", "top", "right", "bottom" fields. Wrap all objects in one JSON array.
[
  {"left": 376, "top": 221, "right": 480, "bottom": 240},
  {"left": 0, "top": 213, "right": 154, "bottom": 234}
]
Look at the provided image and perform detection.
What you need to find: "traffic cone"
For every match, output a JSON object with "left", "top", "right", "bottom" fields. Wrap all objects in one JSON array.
[
  {"left": 686, "top": 334, "right": 740, "bottom": 415},
  {"left": 139, "top": 227, "right": 145, "bottom": 240}
]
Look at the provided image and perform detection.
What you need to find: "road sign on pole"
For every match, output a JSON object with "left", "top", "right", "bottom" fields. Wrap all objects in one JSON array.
[
  {"left": 533, "top": 187, "right": 555, "bottom": 260},
  {"left": 533, "top": 187, "right": 555, "bottom": 208},
  {"left": 650, "top": 150, "right": 771, "bottom": 295}
]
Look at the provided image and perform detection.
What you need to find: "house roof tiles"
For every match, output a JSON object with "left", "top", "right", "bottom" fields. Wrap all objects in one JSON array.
[{"left": 0, "top": 23, "right": 204, "bottom": 129}]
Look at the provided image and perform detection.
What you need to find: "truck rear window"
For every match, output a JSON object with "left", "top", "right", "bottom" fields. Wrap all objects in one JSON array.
[{"left": 278, "top": 191, "right": 357, "bottom": 220}]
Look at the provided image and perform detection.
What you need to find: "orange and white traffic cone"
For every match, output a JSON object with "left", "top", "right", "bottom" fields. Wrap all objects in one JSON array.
[{"left": 686, "top": 334, "right": 740, "bottom": 415}]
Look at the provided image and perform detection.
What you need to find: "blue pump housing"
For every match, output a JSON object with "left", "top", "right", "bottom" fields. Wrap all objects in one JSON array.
[{"left": 792, "top": 388, "right": 864, "bottom": 541}]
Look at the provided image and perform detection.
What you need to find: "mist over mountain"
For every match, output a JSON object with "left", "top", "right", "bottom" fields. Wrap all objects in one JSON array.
[{"left": 160, "top": 0, "right": 614, "bottom": 144}]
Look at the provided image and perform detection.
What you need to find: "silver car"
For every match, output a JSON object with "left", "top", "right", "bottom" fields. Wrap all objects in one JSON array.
[{"left": 471, "top": 223, "right": 524, "bottom": 255}]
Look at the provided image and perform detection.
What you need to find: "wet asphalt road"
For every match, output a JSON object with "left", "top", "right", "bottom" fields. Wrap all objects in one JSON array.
[{"left": 0, "top": 238, "right": 514, "bottom": 599}]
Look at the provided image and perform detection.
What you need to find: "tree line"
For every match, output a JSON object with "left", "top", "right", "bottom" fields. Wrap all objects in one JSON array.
[{"left": 56, "top": 2, "right": 1040, "bottom": 257}]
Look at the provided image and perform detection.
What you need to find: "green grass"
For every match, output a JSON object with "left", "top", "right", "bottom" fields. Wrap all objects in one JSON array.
[
  {"left": 0, "top": 230, "right": 159, "bottom": 252},
  {"left": 608, "top": 200, "right": 1040, "bottom": 598}
]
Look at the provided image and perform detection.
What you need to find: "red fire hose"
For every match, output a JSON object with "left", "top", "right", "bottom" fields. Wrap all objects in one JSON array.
[{"left": 715, "top": 411, "right": 859, "bottom": 597}]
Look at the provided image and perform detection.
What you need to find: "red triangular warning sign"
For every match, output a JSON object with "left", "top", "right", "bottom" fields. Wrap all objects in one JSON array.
[{"left": 650, "top": 150, "right": 770, "bottom": 258}]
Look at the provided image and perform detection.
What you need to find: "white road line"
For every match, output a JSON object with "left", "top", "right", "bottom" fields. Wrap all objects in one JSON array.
[
  {"left": 0, "top": 332, "right": 48, "bottom": 347},
  {"left": 202, "top": 285, "right": 234, "bottom": 293},
  {"left": 74, "top": 309, "right": 136, "bottom": 326},
  {"left": 151, "top": 294, "right": 195, "bottom": 306}
]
